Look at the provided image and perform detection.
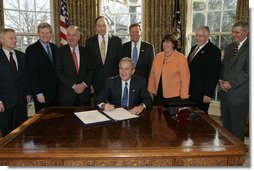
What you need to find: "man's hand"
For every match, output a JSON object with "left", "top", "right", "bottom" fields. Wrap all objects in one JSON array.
[
  {"left": 37, "top": 94, "right": 45, "bottom": 103},
  {"left": 0, "top": 102, "right": 4, "bottom": 112},
  {"left": 219, "top": 80, "right": 231, "bottom": 92},
  {"left": 26, "top": 95, "right": 32, "bottom": 103},
  {"left": 73, "top": 83, "right": 87, "bottom": 94},
  {"left": 129, "top": 104, "right": 145, "bottom": 115},
  {"left": 203, "top": 95, "right": 211, "bottom": 103},
  {"left": 102, "top": 103, "right": 115, "bottom": 111}
]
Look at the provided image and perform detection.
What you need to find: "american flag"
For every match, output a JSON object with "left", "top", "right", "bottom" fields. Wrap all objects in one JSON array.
[
  {"left": 172, "top": 0, "right": 182, "bottom": 52},
  {"left": 60, "top": 0, "right": 69, "bottom": 46}
]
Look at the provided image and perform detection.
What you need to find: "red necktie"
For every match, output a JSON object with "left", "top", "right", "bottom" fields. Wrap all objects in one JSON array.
[
  {"left": 72, "top": 48, "right": 78, "bottom": 73},
  {"left": 9, "top": 52, "right": 17, "bottom": 73}
]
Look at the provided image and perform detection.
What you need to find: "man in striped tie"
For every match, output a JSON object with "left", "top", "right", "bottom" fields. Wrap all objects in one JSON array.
[
  {"left": 96, "top": 57, "right": 152, "bottom": 115},
  {"left": 219, "top": 20, "right": 249, "bottom": 141}
]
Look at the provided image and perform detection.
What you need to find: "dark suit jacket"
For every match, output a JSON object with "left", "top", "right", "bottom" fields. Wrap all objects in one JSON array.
[
  {"left": 25, "top": 40, "right": 58, "bottom": 109},
  {"left": 85, "top": 33, "right": 122, "bottom": 95},
  {"left": 55, "top": 44, "right": 94, "bottom": 104},
  {"left": 187, "top": 41, "right": 221, "bottom": 102},
  {"left": 96, "top": 75, "right": 152, "bottom": 109},
  {"left": 121, "top": 41, "right": 154, "bottom": 82},
  {"left": 0, "top": 48, "right": 28, "bottom": 108},
  {"left": 0, "top": 48, "right": 29, "bottom": 128},
  {"left": 220, "top": 39, "right": 249, "bottom": 96}
]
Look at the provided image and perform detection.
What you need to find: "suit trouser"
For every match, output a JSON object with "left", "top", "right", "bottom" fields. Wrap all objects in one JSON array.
[
  {"left": 220, "top": 92, "right": 249, "bottom": 141},
  {"left": 0, "top": 107, "right": 15, "bottom": 137}
]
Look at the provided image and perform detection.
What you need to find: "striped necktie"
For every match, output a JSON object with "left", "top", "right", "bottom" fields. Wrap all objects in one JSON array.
[{"left": 232, "top": 42, "right": 239, "bottom": 57}]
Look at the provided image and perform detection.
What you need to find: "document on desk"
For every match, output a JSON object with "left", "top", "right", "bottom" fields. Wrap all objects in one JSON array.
[
  {"left": 74, "top": 110, "right": 111, "bottom": 124},
  {"left": 74, "top": 108, "right": 138, "bottom": 125},
  {"left": 103, "top": 107, "right": 139, "bottom": 121}
]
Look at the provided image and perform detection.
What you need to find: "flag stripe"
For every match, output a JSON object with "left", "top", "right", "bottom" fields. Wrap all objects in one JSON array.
[{"left": 60, "top": 0, "right": 69, "bottom": 46}]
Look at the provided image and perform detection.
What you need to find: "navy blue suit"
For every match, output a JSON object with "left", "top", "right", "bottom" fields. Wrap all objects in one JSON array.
[
  {"left": 0, "top": 48, "right": 29, "bottom": 136},
  {"left": 85, "top": 33, "right": 122, "bottom": 96},
  {"left": 25, "top": 40, "right": 58, "bottom": 112},
  {"left": 121, "top": 41, "right": 154, "bottom": 82},
  {"left": 96, "top": 75, "right": 152, "bottom": 109}
]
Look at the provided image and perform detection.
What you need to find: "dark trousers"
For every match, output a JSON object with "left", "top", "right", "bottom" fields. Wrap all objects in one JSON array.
[
  {"left": 220, "top": 92, "right": 248, "bottom": 141},
  {"left": 0, "top": 107, "right": 16, "bottom": 136}
]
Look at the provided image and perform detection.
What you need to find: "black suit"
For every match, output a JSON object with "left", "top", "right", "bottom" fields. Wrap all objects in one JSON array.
[
  {"left": 96, "top": 75, "right": 152, "bottom": 109},
  {"left": 187, "top": 41, "right": 221, "bottom": 113},
  {"left": 85, "top": 33, "right": 122, "bottom": 96},
  {"left": 0, "top": 48, "right": 29, "bottom": 136},
  {"left": 55, "top": 44, "right": 93, "bottom": 105},
  {"left": 121, "top": 41, "right": 154, "bottom": 82},
  {"left": 25, "top": 40, "right": 58, "bottom": 112}
]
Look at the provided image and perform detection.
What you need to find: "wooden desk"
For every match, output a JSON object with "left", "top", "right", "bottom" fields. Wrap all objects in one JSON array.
[{"left": 0, "top": 106, "right": 248, "bottom": 166}]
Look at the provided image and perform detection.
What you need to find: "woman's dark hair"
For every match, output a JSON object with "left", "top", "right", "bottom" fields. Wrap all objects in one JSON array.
[{"left": 161, "top": 34, "right": 178, "bottom": 51}]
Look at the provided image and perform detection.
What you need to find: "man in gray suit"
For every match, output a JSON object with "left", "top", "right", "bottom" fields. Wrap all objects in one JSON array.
[{"left": 219, "top": 20, "right": 249, "bottom": 141}]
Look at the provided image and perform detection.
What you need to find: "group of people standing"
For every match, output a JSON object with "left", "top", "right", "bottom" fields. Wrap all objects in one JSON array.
[{"left": 0, "top": 16, "right": 249, "bottom": 142}]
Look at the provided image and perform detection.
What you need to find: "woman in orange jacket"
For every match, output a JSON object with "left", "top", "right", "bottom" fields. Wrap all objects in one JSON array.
[{"left": 148, "top": 34, "right": 190, "bottom": 105}]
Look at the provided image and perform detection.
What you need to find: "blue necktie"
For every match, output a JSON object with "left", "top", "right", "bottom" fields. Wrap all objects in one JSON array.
[
  {"left": 132, "top": 43, "right": 138, "bottom": 65},
  {"left": 121, "top": 82, "right": 128, "bottom": 107},
  {"left": 46, "top": 45, "right": 53, "bottom": 64}
]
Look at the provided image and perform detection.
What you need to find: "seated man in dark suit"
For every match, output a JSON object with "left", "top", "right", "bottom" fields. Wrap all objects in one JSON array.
[{"left": 97, "top": 57, "right": 152, "bottom": 115}]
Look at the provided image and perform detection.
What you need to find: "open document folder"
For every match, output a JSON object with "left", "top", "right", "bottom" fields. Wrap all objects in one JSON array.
[{"left": 74, "top": 107, "right": 139, "bottom": 125}]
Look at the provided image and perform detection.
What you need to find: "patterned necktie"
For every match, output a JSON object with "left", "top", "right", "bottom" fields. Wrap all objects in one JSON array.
[
  {"left": 100, "top": 36, "right": 106, "bottom": 64},
  {"left": 9, "top": 52, "right": 17, "bottom": 73},
  {"left": 121, "top": 82, "right": 128, "bottom": 108},
  {"left": 232, "top": 42, "right": 239, "bottom": 57},
  {"left": 72, "top": 48, "right": 78, "bottom": 73},
  {"left": 132, "top": 43, "right": 138, "bottom": 65},
  {"left": 188, "top": 46, "right": 199, "bottom": 63},
  {"left": 46, "top": 45, "right": 53, "bottom": 64}
]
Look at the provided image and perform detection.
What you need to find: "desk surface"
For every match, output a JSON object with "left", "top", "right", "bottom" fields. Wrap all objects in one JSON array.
[{"left": 0, "top": 106, "right": 248, "bottom": 166}]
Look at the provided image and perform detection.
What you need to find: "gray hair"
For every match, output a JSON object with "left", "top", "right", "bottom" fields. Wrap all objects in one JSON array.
[
  {"left": 0, "top": 28, "right": 15, "bottom": 40},
  {"left": 119, "top": 57, "right": 135, "bottom": 70},
  {"left": 67, "top": 25, "right": 81, "bottom": 35},
  {"left": 233, "top": 20, "right": 249, "bottom": 32}
]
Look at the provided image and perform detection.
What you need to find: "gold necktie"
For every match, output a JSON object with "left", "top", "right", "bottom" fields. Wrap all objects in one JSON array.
[{"left": 100, "top": 36, "right": 106, "bottom": 64}]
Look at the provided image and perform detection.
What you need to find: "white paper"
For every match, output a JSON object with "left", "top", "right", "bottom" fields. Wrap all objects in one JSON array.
[
  {"left": 74, "top": 110, "right": 110, "bottom": 124},
  {"left": 103, "top": 107, "right": 139, "bottom": 121}
]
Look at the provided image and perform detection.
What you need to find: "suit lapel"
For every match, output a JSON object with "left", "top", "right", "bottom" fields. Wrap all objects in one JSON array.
[
  {"left": 36, "top": 41, "right": 53, "bottom": 65},
  {"left": 116, "top": 77, "right": 123, "bottom": 105},
  {"left": 136, "top": 42, "right": 145, "bottom": 67},
  {"left": 228, "top": 39, "right": 249, "bottom": 68},
  {"left": 129, "top": 76, "right": 136, "bottom": 107}
]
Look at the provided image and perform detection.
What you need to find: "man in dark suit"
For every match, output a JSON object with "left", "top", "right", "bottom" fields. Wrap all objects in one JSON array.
[
  {"left": 55, "top": 25, "right": 93, "bottom": 106},
  {"left": 219, "top": 21, "right": 249, "bottom": 141},
  {"left": 85, "top": 16, "right": 122, "bottom": 98},
  {"left": 0, "top": 29, "right": 30, "bottom": 136},
  {"left": 187, "top": 26, "right": 221, "bottom": 114},
  {"left": 25, "top": 23, "right": 58, "bottom": 113},
  {"left": 121, "top": 23, "right": 154, "bottom": 82},
  {"left": 97, "top": 57, "right": 152, "bottom": 115}
]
